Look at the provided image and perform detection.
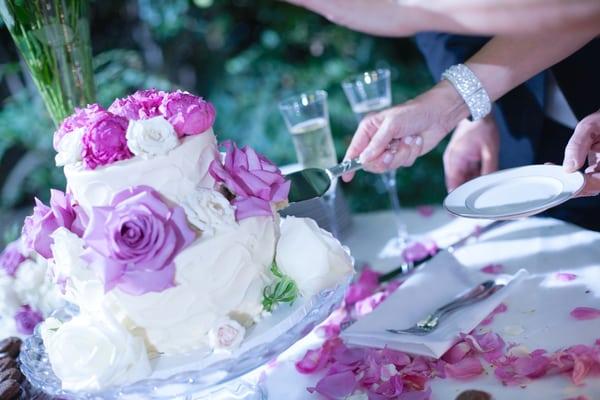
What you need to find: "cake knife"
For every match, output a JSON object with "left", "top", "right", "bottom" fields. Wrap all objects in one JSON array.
[
  {"left": 285, "top": 158, "right": 363, "bottom": 204},
  {"left": 378, "top": 220, "right": 509, "bottom": 282}
]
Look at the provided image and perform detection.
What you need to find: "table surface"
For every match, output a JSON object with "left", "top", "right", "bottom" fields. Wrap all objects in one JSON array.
[{"left": 265, "top": 208, "right": 600, "bottom": 400}]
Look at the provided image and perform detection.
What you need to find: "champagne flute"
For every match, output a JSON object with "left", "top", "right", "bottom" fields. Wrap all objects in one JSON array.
[
  {"left": 342, "top": 69, "right": 409, "bottom": 255},
  {"left": 279, "top": 90, "right": 340, "bottom": 237}
]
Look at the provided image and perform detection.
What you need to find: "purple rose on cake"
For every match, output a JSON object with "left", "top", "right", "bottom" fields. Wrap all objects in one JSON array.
[
  {"left": 14, "top": 305, "right": 44, "bottom": 335},
  {"left": 209, "top": 141, "right": 290, "bottom": 220},
  {"left": 22, "top": 190, "right": 86, "bottom": 258},
  {"left": 53, "top": 104, "right": 105, "bottom": 151},
  {"left": 159, "top": 90, "right": 216, "bottom": 137},
  {"left": 0, "top": 240, "right": 26, "bottom": 277},
  {"left": 82, "top": 186, "right": 196, "bottom": 295},
  {"left": 82, "top": 110, "right": 132, "bottom": 170}
]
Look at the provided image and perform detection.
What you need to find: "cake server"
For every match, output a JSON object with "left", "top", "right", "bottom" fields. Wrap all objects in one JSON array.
[{"left": 285, "top": 158, "right": 363, "bottom": 203}]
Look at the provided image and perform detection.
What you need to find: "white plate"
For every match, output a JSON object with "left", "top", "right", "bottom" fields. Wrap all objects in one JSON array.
[{"left": 444, "top": 165, "right": 585, "bottom": 219}]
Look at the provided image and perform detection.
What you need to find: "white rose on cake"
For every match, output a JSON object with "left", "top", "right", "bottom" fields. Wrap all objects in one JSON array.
[
  {"left": 50, "top": 227, "right": 103, "bottom": 311},
  {"left": 180, "top": 188, "right": 237, "bottom": 235},
  {"left": 55, "top": 127, "right": 84, "bottom": 166},
  {"left": 42, "top": 312, "right": 151, "bottom": 391},
  {"left": 276, "top": 217, "right": 353, "bottom": 297},
  {"left": 208, "top": 318, "right": 246, "bottom": 353},
  {"left": 126, "top": 115, "right": 179, "bottom": 158}
]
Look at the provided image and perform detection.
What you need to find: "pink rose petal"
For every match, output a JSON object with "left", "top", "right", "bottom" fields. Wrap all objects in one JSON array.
[
  {"left": 556, "top": 272, "right": 578, "bottom": 282},
  {"left": 416, "top": 205, "right": 434, "bottom": 217},
  {"left": 480, "top": 264, "right": 504, "bottom": 274},
  {"left": 444, "top": 356, "right": 484, "bottom": 379},
  {"left": 570, "top": 307, "right": 600, "bottom": 321},
  {"left": 311, "top": 370, "right": 357, "bottom": 399}
]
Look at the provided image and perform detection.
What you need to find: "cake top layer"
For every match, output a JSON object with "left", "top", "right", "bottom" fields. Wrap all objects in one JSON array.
[{"left": 53, "top": 89, "right": 216, "bottom": 171}]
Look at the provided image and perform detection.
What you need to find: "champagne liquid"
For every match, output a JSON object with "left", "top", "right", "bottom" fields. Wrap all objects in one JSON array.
[
  {"left": 290, "top": 117, "right": 338, "bottom": 168},
  {"left": 351, "top": 97, "right": 391, "bottom": 120}
]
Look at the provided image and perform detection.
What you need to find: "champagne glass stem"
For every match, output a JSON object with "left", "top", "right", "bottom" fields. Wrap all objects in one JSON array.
[{"left": 382, "top": 170, "right": 408, "bottom": 245}]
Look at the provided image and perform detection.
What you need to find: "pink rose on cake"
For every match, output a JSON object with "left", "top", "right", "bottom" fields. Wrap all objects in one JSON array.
[
  {"left": 22, "top": 190, "right": 86, "bottom": 259},
  {"left": 82, "top": 186, "right": 196, "bottom": 295},
  {"left": 159, "top": 90, "right": 216, "bottom": 137},
  {"left": 81, "top": 110, "right": 132, "bottom": 170},
  {"left": 53, "top": 104, "right": 105, "bottom": 151},
  {"left": 108, "top": 88, "right": 166, "bottom": 120},
  {"left": 209, "top": 141, "right": 290, "bottom": 220}
]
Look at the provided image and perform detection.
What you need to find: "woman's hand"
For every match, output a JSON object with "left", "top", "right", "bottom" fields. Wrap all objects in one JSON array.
[
  {"left": 342, "top": 81, "right": 468, "bottom": 182},
  {"left": 563, "top": 110, "right": 600, "bottom": 197},
  {"left": 443, "top": 116, "right": 500, "bottom": 192}
]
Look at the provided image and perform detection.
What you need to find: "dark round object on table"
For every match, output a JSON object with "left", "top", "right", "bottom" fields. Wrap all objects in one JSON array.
[
  {"left": 0, "top": 378, "right": 20, "bottom": 400},
  {"left": 455, "top": 390, "right": 493, "bottom": 400},
  {"left": 0, "top": 338, "right": 21, "bottom": 360}
]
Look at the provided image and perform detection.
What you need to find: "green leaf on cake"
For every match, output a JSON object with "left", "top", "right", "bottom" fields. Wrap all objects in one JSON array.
[{"left": 262, "top": 262, "right": 298, "bottom": 312}]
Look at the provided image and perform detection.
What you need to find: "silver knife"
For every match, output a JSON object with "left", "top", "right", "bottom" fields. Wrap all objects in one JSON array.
[{"left": 378, "top": 220, "right": 510, "bottom": 282}]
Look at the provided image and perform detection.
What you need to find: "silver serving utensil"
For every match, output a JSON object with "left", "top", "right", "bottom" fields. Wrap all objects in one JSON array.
[
  {"left": 286, "top": 158, "right": 363, "bottom": 203},
  {"left": 386, "top": 280, "right": 504, "bottom": 336}
]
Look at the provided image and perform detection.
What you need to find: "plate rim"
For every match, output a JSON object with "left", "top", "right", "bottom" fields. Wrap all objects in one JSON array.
[{"left": 443, "top": 164, "right": 585, "bottom": 219}]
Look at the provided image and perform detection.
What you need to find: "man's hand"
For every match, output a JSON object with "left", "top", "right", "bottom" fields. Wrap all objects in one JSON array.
[
  {"left": 443, "top": 116, "right": 500, "bottom": 192},
  {"left": 563, "top": 110, "right": 600, "bottom": 197}
]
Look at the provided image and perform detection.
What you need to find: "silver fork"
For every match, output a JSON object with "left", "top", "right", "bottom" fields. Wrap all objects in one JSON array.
[{"left": 386, "top": 280, "right": 504, "bottom": 336}]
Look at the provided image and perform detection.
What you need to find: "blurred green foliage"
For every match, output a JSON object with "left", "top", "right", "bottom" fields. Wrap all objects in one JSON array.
[{"left": 0, "top": 0, "right": 446, "bottom": 223}]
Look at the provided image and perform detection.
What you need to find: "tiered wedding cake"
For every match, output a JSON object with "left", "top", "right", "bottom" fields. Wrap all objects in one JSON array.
[{"left": 20, "top": 89, "right": 353, "bottom": 391}]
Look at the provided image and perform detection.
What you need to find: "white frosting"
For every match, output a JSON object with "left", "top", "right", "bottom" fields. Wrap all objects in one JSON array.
[
  {"left": 276, "top": 217, "right": 354, "bottom": 297},
  {"left": 64, "top": 129, "right": 219, "bottom": 215},
  {"left": 100, "top": 215, "right": 277, "bottom": 354}
]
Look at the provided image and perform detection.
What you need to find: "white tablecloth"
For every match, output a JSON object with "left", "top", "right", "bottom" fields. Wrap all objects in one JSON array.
[{"left": 266, "top": 209, "right": 600, "bottom": 400}]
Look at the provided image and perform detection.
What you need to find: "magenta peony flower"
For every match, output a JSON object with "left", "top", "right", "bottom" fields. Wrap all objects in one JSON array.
[
  {"left": 0, "top": 240, "right": 26, "bottom": 277},
  {"left": 22, "top": 190, "right": 86, "bottom": 258},
  {"left": 108, "top": 89, "right": 166, "bottom": 120},
  {"left": 82, "top": 186, "right": 196, "bottom": 295},
  {"left": 159, "top": 90, "right": 216, "bottom": 137},
  {"left": 81, "top": 110, "right": 132, "bottom": 169},
  {"left": 53, "top": 104, "right": 105, "bottom": 151},
  {"left": 209, "top": 141, "right": 290, "bottom": 220},
  {"left": 14, "top": 305, "right": 44, "bottom": 335}
]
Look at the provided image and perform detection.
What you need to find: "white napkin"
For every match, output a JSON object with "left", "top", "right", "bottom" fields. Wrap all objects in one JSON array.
[{"left": 342, "top": 251, "right": 528, "bottom": 358}]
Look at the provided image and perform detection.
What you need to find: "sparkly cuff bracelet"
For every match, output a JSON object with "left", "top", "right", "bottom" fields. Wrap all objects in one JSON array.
[{"left": 441, "top": 64, "right": 491, "bottom": 121}]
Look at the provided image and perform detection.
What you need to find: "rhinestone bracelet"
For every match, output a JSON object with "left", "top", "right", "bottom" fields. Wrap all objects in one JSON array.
[{"left": 441, "top": 64, "right": 491, "bottom": 121}]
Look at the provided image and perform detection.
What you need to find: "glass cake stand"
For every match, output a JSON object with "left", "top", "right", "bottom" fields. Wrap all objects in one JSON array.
[{"left": 20, "top": 280, "right": 349, "bottom": 400}]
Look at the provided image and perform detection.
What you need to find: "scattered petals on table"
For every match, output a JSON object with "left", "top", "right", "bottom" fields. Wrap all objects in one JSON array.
[
  {"left": 416, "top": 206, "right": 435, "bottom": 218},
  {"left": 570, "top": 307, "right": 600, "bottom": 320},
  {"left": 444, "top": 357, "right": 484, "bottom": 380},
  {"left": 402, "top": 240, "right": 438, "bottom": 264},
  {"left": 480, "top": 264, "right": 504, "bottom": 275},
  {"left": 555, "top": 272, "right": 578, "bottom": 282}
]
